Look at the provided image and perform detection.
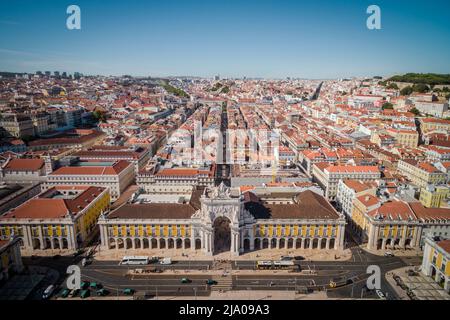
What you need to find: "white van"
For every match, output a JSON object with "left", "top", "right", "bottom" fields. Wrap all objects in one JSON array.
[
  {"left": 42, "top": 285, "right": 55, "bottom": 299},
  {"left": 159, "top": 257, "right": 172, "bottom": 265}
]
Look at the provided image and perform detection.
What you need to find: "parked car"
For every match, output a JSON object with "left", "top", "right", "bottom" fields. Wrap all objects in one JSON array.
[
  {"left": 280, "top": 256, "right": 293, "bottom": 261},
  {"left": 159, "top": 257, "right": 172, "bottom": 265},
  {"left": 205, "top": 279, "right": 217, "bottom": 285},
  {"left": 376, "top": 290, "right": 387, "bottom": 300},
  {"left": 123, "top": 288, "right": 134, "bottom": 295},
  {"left": 60, "top": 289, "right": 71, "bottom": 298},
  {"left": 42, "top": 285, "right": 55, "bottom": 300},
  {"left": 96, "top": 289, "right": 109, "bottom": 296},
  {"left": 90, "top": 282, "right": 102, "bottom": 289},
  {"left": 80, "top": 281, "right": 90, "bottom": 289},
  {"left": 181, "top": 278, "right": 191, "bottom": 284},
  {"left": 384, "top": 251, "right": 394, "bottom": 257},
  {"left": 80, "top": 289, "right": 90, "bottom": 299},
  {"left": 69, "top": 289, "right": 80, "bottom": 298}
]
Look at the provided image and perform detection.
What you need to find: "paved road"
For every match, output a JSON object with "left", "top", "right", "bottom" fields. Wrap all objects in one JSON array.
[
  {"left": 80, "top": 249, "right": 414, "bottom": 299},
  {"left": 23, "top": 247, "right": 421, "bottom": 299}
]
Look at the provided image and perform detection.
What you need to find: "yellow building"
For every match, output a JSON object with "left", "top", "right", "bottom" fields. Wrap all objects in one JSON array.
[
  {"left": 422, "top": 237, "right": 450, "bottom": 293},
  {"left": 386, "top": 128, "right": 419, "bottom": 148},
  {"left": 0, "top": 186, "right": 110, "bottom": 253},
  {"left": 397, "top": 160, "right": 447, "bottom": 188},
  {"left": 420, "top": 185, "right": 450, "bottom": 208},
  {"left": 351, "top": 195, "right": 450, "bottom": 251},
  {"left": 99, "top": 184, "right": 347, "bottom": 256},
  {"left": 420, "top": 118, "right": 450, "bottom": 134}
]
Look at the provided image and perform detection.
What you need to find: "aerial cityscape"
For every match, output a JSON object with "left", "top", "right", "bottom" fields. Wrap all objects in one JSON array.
[{"left": 0, "top": 0, "right": 449, "bottom": 309}]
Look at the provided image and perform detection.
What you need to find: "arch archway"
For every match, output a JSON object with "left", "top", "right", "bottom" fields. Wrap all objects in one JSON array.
[
  {"left": 44, "top": 238, "right": 52, "bottom": 249},
  {"left": 159, "top": 238, "right": 166, "bottom": 249},
  {"left": 405, "top": 238, "right": 412, "bottom": 248},
  {"left": 243, "top": 238, "right": 250, "bottom": 251},
  {"left": 134, "top": 238, "right": 141, "bottom": 249},
  {"left": 262, "top": 238, "right": 269, "bottom": 249},
  {"left": 329, "top": 238, "right": 335, "bottom": 249},
  {"left": 33, "top": 238, "right": 41, "bottom": 250},
  {"left": 195, "top": 238, "right": 202, "bottom": 250},
  {"left": 53, "top": 238, "right": 61, "bottom": 250},
  {"left": 151, "top": 238, "right": 158, "bottom": 249},
  {"left": 109, "top": 238, "right": 116, "bottom": 250},
  {"left": 279, "top": 238, "right": 286, "bottom": 249},
  {"left": 254, "top": 238, "right": 261, "bottom": 250},
  {"left": 376, "top": 239, "right": 383, "bottom": 250},
  {"left": 320, "top": 238, "right": 327, "bottom": 249},
  {"left": 125, "top": 238, "right": 132, "bottom": 249},
  {"left": 185, "top": 238, "right": 191, "bottom": 249},
  {"left": 62, "top": 238, "right": 69, "bottom": 249},
  {"left": 117, "top": 238, "right": 124, "bottom": 249},
  {"left": 168, "top": 238, "right": 175, "bottom": 249},
  {"left": 304, "top": 238, "right": 311, "bottom": 249},
  {"left": 176, "top": 238, "right": 182, "bottom": 249},
  {"left": 270, "top": 238, "right": 277, "bottom": 248},
  {"left": 312, "top": 238, "right": 319, "bottom": 249},
  {"left": 142, "top": 238, "right": 149, "bottom": 249},
  {"left": 213, "top": 216, "right": 231, "bottom": 254},
  {"left": 287, "top": 238, "right": 294, "bottom": 249}
]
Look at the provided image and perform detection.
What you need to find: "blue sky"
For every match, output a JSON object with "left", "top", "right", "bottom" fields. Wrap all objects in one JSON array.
[{"left": 0, "top": 0, "right": 449, "bottom": 78}]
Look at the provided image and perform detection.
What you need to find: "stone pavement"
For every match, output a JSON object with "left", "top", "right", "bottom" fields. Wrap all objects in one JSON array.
[
  {"left": 386, "top": 266, "right": 450, "bottom": 300},
  {"left": 364, "top": 246, "right": 422, "bottom": 258},
  {"left": 0, "top": 266, "right": 59, "bottom": 300}
]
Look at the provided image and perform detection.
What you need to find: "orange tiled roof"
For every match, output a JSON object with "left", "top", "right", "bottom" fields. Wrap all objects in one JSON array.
[
  {"left": 1, "top": 186, "right": 106, "bottom": 220},
  {"left": 50, "top": 160, "right": 131, "bottom": 176},
  {"left": 4, "top": 158, "right": 44, "bottom": 171}
]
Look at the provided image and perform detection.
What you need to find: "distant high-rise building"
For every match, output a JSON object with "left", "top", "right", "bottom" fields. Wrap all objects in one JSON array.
[
  {"left": 62, "top": 72, "right": 67, "bottom": 78},
  {"left": 214, "top": 74, "right": 220, "bottom": 81},
  {"left": 44, "top": 71, "right": 51, "bottom": 77},
  {"left": 74, "top": 72, "right": 82, "bottom": 79}
]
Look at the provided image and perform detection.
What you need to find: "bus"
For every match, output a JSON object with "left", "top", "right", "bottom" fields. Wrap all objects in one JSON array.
[
  {"left": 256, "top": 260, "right": 297, "bottom": 270},
  {"left": 120, "top": 256, "right": 149, "bottom": 265},
  {"left": 256, "top": 261, "right": 273, "bottom": 269}
]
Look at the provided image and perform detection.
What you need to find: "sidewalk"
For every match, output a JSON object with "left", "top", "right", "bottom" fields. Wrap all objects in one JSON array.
[{"left": 385, "top": 266, "right": 450, "bottom": 300}]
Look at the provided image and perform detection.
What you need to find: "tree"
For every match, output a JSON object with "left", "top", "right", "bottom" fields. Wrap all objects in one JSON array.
[
  {"left": 386, "top": 83, "right": 399, "bottom": 90},
  {"left": 93, "top": 110, "right": 107, "bottom": 123},
  {"left": 387, "top": 73, "right": 450, "bottom": 86},
  {"left": 400, "top": 86, "right": 413, "bottom": 96},
  {"left": 446, "top": 93, "right": 450, "bottom": 100},
  {"left": 409, "top": 107, "right": 421, "bottom": 116},
  {"left": 382, "top": 102, "right": 394, "bottom": 110},
  {"left": 412, "top": 83, "right": 430, "bottom": 93}
]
